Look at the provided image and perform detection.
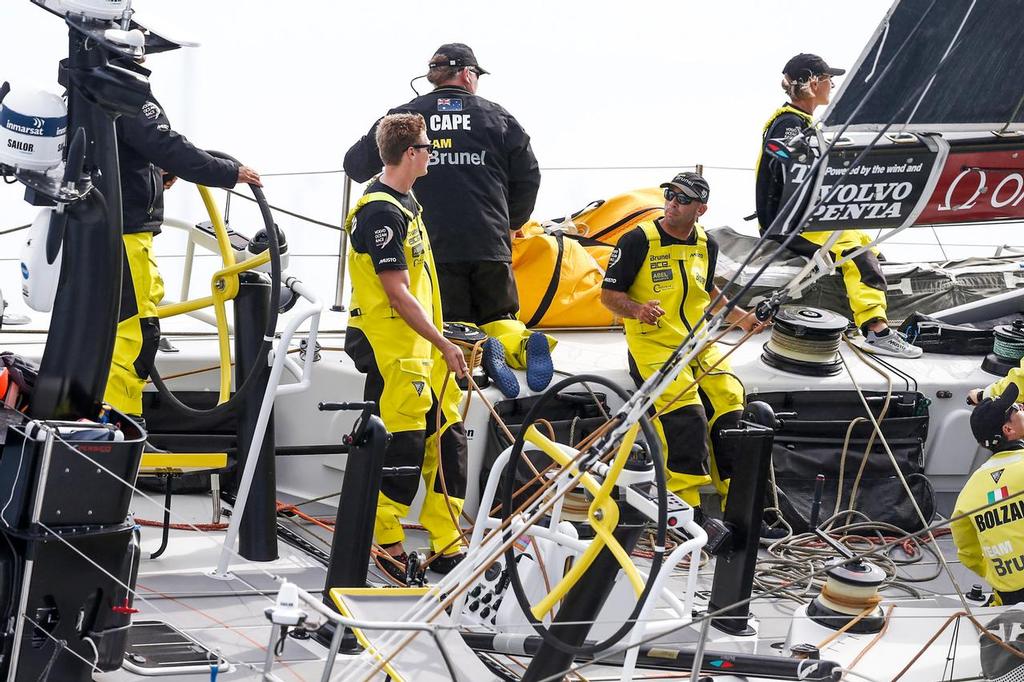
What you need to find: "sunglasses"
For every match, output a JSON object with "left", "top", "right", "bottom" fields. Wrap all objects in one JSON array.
[
  {"left": 1006, "top": 403, "right": 1023, "bottom": 420},
  {"left": 467, "top": 66, "right": 484, "bottom": 76},
  {"left": 664, "top": 188, "right": 698, "bottom": 206},
  {"left": 410, "top": 143, "right": 433, "bottom": 152}
]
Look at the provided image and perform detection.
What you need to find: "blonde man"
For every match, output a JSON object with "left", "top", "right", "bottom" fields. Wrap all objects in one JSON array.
[{"left": 343, "top": 113, "right": 468, "bottom": 582}]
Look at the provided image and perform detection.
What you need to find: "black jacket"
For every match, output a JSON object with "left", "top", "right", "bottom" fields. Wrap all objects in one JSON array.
[
  {"left": 117, "top": 95, "right": 239, "bottom": 234},
  {"left": 754, "top": 105, "right": 813, "bottom": 233},
  {"left": 343, "top": 86, "right": 540, "bottom": 263}
]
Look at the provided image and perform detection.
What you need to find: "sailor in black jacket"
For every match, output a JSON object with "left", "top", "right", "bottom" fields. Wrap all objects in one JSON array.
[
  {"left": 105, "top": 58, "right": 262, "bottom": 418},
  {"left": 344, "top": 43, "right": 551, "bottom": 399}
]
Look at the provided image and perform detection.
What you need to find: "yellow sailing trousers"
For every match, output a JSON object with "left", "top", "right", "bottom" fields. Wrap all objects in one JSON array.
[
  {"left": 105, "top": 232, "right": 163, "bottom": 416},
  {"left": 344, "top": 328, "right": 469, "bottom": 554},
  {"left": 629, "top": 343, "right": 745, "bottom": 507},
  {"left": 791, "top": 229, "right": 887, "bottom": 329},
  {"left": 478, "top": 318, "right": 556, "bottom": 370}
]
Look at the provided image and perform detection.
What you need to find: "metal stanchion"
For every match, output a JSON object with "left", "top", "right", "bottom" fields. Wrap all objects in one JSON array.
[{"left": 332, "top": 175, "right": 353, "bottom": 312}]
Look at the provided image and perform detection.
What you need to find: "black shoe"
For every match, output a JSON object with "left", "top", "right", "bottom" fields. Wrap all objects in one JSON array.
[
  {"left": 760, "top": 521, "right": 788, "bottom": 540},
  {"left": 429, "top": 552, "right": 466, "bottom": 575},
  {"left": 374, "top": 551, "right": 409, "bottom": 585}
]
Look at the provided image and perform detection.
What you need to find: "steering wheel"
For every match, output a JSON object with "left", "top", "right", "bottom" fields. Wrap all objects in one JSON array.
[
  {"left": 145, "top": 152, "right": 281, "bottom": 417},
  {"left": 500, "top": 374, "right": 668, "bottom": 656},
  {"left": 155, "top": 184, "right": 271, "bottom": 404}
]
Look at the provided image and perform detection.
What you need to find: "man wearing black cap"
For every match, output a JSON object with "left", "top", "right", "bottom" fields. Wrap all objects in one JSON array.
[
  {"left": 344, "top": 43, "right": 548, "bottom": 400},
  {"left": 600, "top": 172, "right": 759, "bottom": 511},
  {"left": 755, "top": 53, "right": 921, "bottom": 359},
  {"left": 952, "top": 384, "right": 1024, "bottom": 604}
]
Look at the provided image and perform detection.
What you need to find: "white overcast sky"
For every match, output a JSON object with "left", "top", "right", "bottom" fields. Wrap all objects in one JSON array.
[{"left": 1, "top": 0, "right": 1018, "bottom": 310}]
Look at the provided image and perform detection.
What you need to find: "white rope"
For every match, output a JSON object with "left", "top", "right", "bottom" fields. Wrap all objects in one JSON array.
[{"left": 840, "top": 344, "right": 972, "bottom": 612}]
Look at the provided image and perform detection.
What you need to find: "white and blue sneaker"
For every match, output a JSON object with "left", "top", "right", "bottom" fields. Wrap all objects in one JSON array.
[
  {"left": 864, "top": 328, "right": 923, "bottom": 358},
  {"left": 525, "top": 332, "right": 554, "bottom": 392},
  {"left": 482, "top": 338, "right": 519, "bottom": 398}
]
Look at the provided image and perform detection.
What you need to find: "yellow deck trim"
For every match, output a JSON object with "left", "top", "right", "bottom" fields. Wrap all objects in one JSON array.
[
  {"left": 329, "top": 587, "right": 435, "bottom": 682},
  {"left": 138, "top": 452, "right": 227, "bottom": 475}
]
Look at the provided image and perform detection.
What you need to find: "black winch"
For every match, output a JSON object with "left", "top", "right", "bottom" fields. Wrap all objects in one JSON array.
[
  {"left": 982, "top": 320, "right": 1024, "bottom": 377},
  {"left": 761, "top": 306, "right": 849, "bottom": 377}
]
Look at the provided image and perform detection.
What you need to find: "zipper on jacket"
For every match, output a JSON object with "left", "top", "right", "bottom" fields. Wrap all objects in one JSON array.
[{"left": 146, "top": 166, "right": 160, "bottom": 217}]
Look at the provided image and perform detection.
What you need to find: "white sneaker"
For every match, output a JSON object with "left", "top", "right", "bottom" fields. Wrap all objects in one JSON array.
[{"left": 864, "top": 329, "right": 923, "bottom": 358}]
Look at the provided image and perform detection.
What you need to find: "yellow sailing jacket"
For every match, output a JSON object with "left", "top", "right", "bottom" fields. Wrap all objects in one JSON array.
[
  {"left": 754, "top": 103, "right": 814, "bottom": 178},
  {"left": 345, "top": 191, "right": 443, "bottom": 358},
  {"left": 623, "top": 221, "right": 712, "bottom": 352},
  {"left": 984, "top": 359, "right": 1024, "bottom": 403},
  {"left": 951, "top": 446, "right": 1024, "bottom": 594}
]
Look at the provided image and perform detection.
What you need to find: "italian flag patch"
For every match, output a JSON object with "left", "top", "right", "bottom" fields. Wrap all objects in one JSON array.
[{"left": 989, "top": 486, "right": 1010, "bottom": 504}]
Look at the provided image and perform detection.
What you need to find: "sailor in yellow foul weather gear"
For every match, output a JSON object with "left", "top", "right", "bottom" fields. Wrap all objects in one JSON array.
[
  {"left": 601, "top": 172, "right": 761, "bottom": 508},
  {"left": 103, "top": 66, "right": 262, "bottom": 418},
  {"left": 953, "top": 384, "right": 1024, "bottom": 605},
  {"left": 342, "top": 113, "right": 469, "bottom": 582},
  {"left": 969, "top": 357, "right": 1024, "bottom": 408},
  {"left": 755, "top": 53, "right": 920, "bottom": 358}
]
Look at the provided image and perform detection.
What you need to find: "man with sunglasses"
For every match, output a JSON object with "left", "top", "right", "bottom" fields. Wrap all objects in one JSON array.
[
  {"left": 344, "top": 43, "right": 547, "bottom": 400},
  {"left": 952, "top": 384, "right": 1024, "bottom": 605},
  {"left": 755, "top": 53, "right": 921, "bottom": 359},
  {"left": 600, "top": 172, "right": 760, "bottom": 513},
  {"left": 343, "top": 113, "right": 470, "bottom": 584}
]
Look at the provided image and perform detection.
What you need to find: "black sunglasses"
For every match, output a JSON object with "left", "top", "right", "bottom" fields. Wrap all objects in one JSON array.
[
  {"left": 467, "top": 66, "right": 484, "bottom": 76},
  {"left": 664, "top": 188, "right": 697, "bottom": 206},
  {"left": 1006, "top": 403, "right": 1023, "bottom": 420},
  {"left": 410, "top": 143, "right": 433, "bottom": 152}
]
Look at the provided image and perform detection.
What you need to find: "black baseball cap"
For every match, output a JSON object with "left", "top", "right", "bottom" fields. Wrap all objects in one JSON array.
[
  {"left": 660, "top": 172, "right": 710, "bottom": 203},
  {"left": 428, "top": 43, "right": 489, "bottom": 75},
  {"left": 971, "top": 383, "right": 1021, "bottom": 449},
  {"left": 783, "top": 53, "right": 846, "bottom": 81}
]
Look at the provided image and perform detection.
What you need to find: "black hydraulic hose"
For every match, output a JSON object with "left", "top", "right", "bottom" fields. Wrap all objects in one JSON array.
[
  {"left": 144, "top": 151, "right": 281, "bottom": 418},
  {"left": 500, "top": 373, "right": 665, "bottom": 657}
]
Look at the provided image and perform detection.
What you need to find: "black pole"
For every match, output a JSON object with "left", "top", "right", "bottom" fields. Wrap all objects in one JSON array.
[
  {"left": 310, "top": 402, "right": 390, "bottom": 652},
  {"left": 232, "top": 271, "right": 277, "bottom": 561},
  {"left": 521, "top": 510, "right": 646, "bottom": 682},
  {"left": 708, "top": 416, "right": 776, "bottom": 635},
  {"left": 322, "top": 412, "right": 389, "bottom": 593},
  {"left": 30, "top": 28, "right": 131, "bottom": 420}
]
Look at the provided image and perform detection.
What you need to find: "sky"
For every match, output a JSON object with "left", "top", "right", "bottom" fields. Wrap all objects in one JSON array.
[{"left": 1, "top": 0, "right": 1020, "bottom": 315}]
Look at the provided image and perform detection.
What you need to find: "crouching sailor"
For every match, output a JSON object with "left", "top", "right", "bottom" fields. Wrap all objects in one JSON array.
[
  {"left": 600, "top": 172, "right": 761, "bottom": 514},
  {"left": 953, "top": 384, "right": 1024, "bottom": 605},
  {"left": 343, "top": 113, "right": 470, "bottom": 584}
]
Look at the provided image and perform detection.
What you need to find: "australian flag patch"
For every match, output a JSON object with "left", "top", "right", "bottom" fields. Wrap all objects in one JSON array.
[{"left": 437, "top": 98, "right": 463, "bottom": 112}]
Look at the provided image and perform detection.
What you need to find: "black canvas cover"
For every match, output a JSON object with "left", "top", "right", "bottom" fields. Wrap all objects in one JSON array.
[
  {"left": 750, "top": 390, "right": 936, "bottom": 534},
  {"left": 482, "top": 392, "right": 610, "bottom": 511},
  {"left": 822, "top": 0, "right": 1024, "bottom": 132}
]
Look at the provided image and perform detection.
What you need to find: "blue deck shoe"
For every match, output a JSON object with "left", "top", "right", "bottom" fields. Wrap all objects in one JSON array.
[
  {"left": 482, "top": 338, "right": 519, "bottom": 398},
  {"left": 525, "top": 331, "right": 554, "bottom": 392}
]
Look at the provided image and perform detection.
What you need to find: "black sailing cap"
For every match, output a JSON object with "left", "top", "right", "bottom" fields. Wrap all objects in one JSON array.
[
  {"left": 783, "top": 53, "right": 846, "bottom": 81},
  {"left": 971, "top": 383, "right": 1021, "bottom": 450},
  {"left": 660, "top": 172, "right": 710, "bottom": 203},
  {"left": 429, "top": 43, "right": 489, "bottom": 75}
]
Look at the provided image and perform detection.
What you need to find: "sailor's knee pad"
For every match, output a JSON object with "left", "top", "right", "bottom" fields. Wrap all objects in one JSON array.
[{"left": 132, "top": 316, "right": 161, "bottom": 380}]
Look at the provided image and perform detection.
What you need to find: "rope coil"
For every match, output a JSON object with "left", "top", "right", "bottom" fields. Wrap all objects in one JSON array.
[
  {"left": 761, "top": 306, "right": 848, "bottom": 376},
  {"left": 993, "top": 323, "right": 1024, "bottom": 361}
]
